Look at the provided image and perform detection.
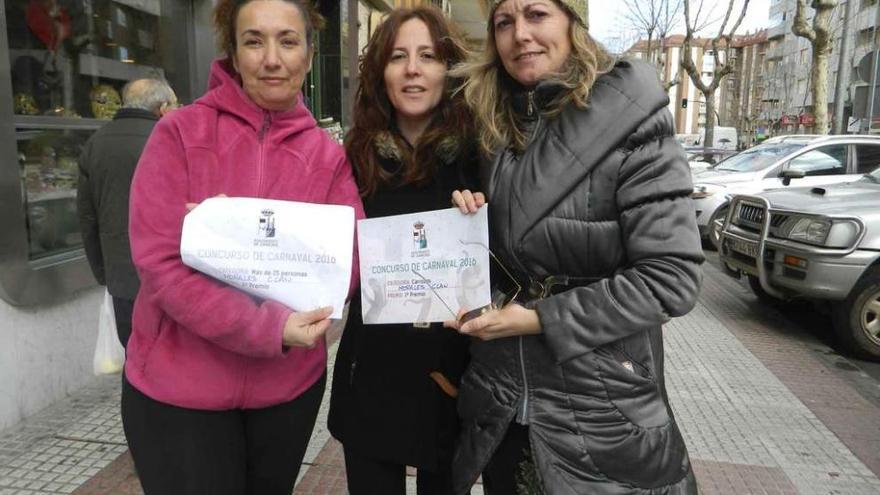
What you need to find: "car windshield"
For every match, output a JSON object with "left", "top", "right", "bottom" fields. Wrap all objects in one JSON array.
[{"left": 713, "top": 142, "right": 805, "bottom": 172}]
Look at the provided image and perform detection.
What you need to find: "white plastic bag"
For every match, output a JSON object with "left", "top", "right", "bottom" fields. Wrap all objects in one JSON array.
[{"left": 93, "top": 290, "right": 125, "bottom": 375}]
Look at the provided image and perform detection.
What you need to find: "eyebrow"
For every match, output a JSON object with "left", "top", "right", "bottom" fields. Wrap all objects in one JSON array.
[
  {"left": 391, "top": 44, "right": 435, "bottom": 53},
  {"left": 240, "top": 28, "right": 301, "bottom": 37}
]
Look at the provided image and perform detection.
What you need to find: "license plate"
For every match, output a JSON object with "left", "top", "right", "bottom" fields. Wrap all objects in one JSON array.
[{"left": 728, "top": 238, "right": 759, "bottom": 258}]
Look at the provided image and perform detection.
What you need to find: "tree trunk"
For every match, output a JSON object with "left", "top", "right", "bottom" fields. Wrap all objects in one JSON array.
[
  {"left": 812, "top": 48, "right": 830, "bottom": 134},
  {"left": 812, "top": 6, "right": 833, "bottom": 134},
  {"left": 704, "top": 89, "right": 716, "bottom": 154}
]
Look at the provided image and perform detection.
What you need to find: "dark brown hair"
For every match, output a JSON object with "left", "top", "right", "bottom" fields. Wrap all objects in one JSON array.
[
  {"left": 213, "top": 0, "right": 325, "bottom": 59},
  {"left": 346, "top": 6, "right": 473, "bottom": 197}
]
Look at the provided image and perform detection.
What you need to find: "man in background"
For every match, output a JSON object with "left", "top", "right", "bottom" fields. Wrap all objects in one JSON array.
[{"left": 77, "top": 78, "right": 178, "bottom": 348}]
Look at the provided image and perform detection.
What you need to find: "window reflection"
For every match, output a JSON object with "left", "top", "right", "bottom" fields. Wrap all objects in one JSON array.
[
  {"left": 6, "top": 0, "right": 165, "bottom": 119},
  {"left": 5, "top": 0, "right": 176, "bottom": 260}
]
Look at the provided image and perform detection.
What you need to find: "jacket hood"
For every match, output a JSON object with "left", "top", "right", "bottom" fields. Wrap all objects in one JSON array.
[{"left": 196, "top": 58, "right": 316, "bottom": 138}]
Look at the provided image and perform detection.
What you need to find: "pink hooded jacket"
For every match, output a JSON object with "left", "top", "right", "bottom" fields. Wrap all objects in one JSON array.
[{"left": 125, "top": 59, "right": 364, "bottom": 410}]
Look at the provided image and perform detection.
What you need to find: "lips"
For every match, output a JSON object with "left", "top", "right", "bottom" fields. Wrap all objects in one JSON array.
[
  {"left": 515, "top": 51, "right": 543, "bottom": 61},
  {"left": 402, "top": 85, "right": 426, "bottom": 93}
]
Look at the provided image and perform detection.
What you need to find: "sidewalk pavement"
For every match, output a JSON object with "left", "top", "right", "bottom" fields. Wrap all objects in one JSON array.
[{"left": 2, "top": 260, "right": 880, "bottom": 494}]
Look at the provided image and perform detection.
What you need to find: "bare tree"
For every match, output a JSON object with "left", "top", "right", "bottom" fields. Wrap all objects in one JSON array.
[
  {"left": 622, "top": 0, "right": 683, "bottom": 81},
  {"left": 681, "top": 0, "right": 751, "bottom": 151},
  {"left": 792, "top": 0, "right": 838, "bottom": 134}
]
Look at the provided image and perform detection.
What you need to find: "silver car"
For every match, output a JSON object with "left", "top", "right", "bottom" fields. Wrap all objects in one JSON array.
[
  {"left": 717, "top": 169, "right": 880, "bottom": 361},
  {"left": 692, "top": 134, "right": 880, "bottom": 247}
]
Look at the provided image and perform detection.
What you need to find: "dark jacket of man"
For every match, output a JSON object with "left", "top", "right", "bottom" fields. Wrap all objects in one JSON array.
[
  {"left": 78, "top": 108, "right": 158, "bottom": 301},
  {"left": 452, "top": 60, "right": 704, "bottom": 494}
]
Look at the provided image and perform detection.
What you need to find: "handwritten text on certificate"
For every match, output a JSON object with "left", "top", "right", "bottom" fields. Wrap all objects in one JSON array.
[{"left": 357, "top": 207, "right": 491, "bottom": 324}]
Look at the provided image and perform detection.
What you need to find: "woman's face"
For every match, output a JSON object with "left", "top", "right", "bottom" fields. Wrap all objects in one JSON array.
[
  {"left": 383, "top": 19, "right": 447, "bottom": 126},
  {"left": 233, "top": 0, "right": 313, "bottom": 111},
  {"left": 493, "top": 0, "right": 572, "bottom": 87}
]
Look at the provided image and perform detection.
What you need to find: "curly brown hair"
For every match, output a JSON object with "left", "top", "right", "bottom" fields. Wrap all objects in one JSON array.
[
  {"left": 346, "top": 6, "right": 473, "bottom": 198},
  {"left": 213, "top": 0, "right": 325, "bottom": 60}
]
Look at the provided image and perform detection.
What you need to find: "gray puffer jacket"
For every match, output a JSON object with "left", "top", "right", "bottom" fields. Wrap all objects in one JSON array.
[{"left": 453, "top": 60, "right": 704, "bottom": 494}]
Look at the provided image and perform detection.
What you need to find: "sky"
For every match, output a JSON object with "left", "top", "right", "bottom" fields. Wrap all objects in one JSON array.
[{"left": 590, "top": 0, "right": 772, "bottom": 52}]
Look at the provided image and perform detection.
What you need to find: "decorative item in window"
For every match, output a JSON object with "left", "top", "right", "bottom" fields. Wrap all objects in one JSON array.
[
  {"left": 14, "top": 93, "right": 40, "bottom": 115},
  {"left": 89, "top": 84, "right": 121, "bottom": 119},
  {"left": 44, "top": 106, "right": 81, "bottom": 118}
]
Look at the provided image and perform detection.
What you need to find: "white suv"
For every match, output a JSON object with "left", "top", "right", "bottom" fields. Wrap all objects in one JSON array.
[{"left": 691, "top": 134, "right": 880, "bottom": 247}]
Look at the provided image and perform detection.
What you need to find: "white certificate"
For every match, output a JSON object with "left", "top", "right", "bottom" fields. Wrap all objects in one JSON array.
[
  {"left": 180, "top": 197, "right": 354, "bottom": 319},
  {"left": 357, "top": 207, "right": 491, "bottom": 324}
]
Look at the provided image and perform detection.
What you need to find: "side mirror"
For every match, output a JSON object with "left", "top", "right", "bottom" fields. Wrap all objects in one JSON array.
[{"left": 780, "top": 169, "right": 806, "bottom": 186}]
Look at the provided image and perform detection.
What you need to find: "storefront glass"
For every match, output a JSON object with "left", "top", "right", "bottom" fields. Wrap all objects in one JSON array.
[{"left": 5, "top": 0, "right": 188, "bottom": 260}]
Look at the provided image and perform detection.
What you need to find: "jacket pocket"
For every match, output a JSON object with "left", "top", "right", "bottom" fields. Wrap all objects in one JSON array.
[
  {"left": 567, "top": 345, "right": 688, "bottom": 488},
  {"left": 594, "top": 343, "right": 667, "bottom": 428}
]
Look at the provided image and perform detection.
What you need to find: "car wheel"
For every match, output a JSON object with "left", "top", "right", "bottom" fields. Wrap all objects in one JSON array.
[
  {"left": 707, "top": 206, "right": 729, "bottom": 251},
  {"left": 832, "top": 267, "right": 880, "bottom": 362},
  {"left": 747, "top": 275, "right": 784, "bottom": 305}
]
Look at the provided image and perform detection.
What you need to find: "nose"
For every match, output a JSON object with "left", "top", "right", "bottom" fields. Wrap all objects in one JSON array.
[
  {"left": 513, "top": 18, "right": 531, "bottom": 44},
  {"left": 263, "top": 40, "right": 282, "bottom": 70},
  {"left": 405, "top": 55, "right": 421, "bottom": 76}
]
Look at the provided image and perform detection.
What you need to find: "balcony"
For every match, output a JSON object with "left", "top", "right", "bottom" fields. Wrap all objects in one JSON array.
[{"left": 767, "top": 23, "right": 787, "bottom": 40}]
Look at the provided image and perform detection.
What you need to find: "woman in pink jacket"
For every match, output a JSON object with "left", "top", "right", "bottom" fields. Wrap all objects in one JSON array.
[{"left": 122, "top": 1, "right": 363, "bottom": 494}]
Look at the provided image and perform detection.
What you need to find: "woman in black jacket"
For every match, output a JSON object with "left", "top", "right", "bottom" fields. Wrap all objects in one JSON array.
[
  {"left": 448, "top": 1, "right": 704, "bottom": 494},
  {"left": 328, "top": 6, "right": 477, "bottom": 495}
]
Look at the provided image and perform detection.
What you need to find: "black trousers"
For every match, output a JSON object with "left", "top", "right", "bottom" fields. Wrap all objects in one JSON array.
[
  {"left": 342, "top": 447, "right": 457, "bottom": 495},
  {"left": 121, "top": 373, "right": 325, "bottom": 495},
  {"left": 482, "top": 423, "right": 536, "bottom": 495},
  {"left": 111, "top": 296, "right": 134, "bottom": 348}
]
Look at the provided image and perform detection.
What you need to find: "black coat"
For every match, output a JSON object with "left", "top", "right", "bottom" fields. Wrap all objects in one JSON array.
[
  {"left": 328, "top": 135, "right": 479, "bottom": 471},
  {"left": 452, "top": 60, "right": 704, "bottom": 494},
  {"left": 77, "top": 108, "right": 158, "bottom": 300}
]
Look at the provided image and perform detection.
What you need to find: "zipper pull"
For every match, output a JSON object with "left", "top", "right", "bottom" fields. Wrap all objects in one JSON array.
[
  {"left": 527, "top": 91, "right": 535, "bottom": 117},
  {"left": 349, "top": 360, "right": 357, "bottom": 385},
  {"left": 258, "top": 113, "right": 270, "bottom": 141}
]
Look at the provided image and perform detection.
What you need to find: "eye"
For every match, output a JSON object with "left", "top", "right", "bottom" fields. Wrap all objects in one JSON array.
[
  {"left": 420, "top": 52, "right": 437, "bottom": 61},
  {"left": 390, "top": 52, "right": 406, "bottom": 61},
  {"left": 281, "top": 38, "right": 300, "bottom": 48},
  {"left": 242, "top": 38, "right": 262, "bottom": 47},
  {"left": 526, "top": 9, "right": 547, "bottom": 21},
  {"left": 495, "top": 18, "right": 511, "bottom": 30}
]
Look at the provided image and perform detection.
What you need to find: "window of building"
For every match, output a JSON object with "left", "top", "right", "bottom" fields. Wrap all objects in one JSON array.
[{"left": 5, "top": 0, "right": 188, "bottom": 260}]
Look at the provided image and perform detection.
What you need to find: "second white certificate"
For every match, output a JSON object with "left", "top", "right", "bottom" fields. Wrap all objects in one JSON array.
[{"left": 357, "top": 207, "right": 491, "bottom": 324}]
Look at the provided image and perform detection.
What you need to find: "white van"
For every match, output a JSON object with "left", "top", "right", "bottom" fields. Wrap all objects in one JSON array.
[{"left": 697, "top": 126, "right": 738, "bottom": 150}]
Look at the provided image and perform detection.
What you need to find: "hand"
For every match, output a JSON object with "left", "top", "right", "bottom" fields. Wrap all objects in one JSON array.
[
  {"left": 283, "top": 306, "right": 334, "bottom": 348},
  {"left": 186, "top": 193, "right": 228, "bottom": 213},
  {"left": 451, "top": 189, "right": 486, "bottom": 214},
  {"left": 444, "top": 303, "right": 541, "bottom": 340}
]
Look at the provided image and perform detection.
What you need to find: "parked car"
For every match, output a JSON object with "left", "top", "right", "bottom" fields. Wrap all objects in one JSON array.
[
  {"left": 717, "top": 169, "right": 880, "bottom": 361},
  {"left": 692, "top": 134, "right": 880, "bottom": 248},
  {"left": 685, "top": 147, "right": 738, "bottom": 174},
  {"left": 697, "top": 126, "right": 738, "bottom": 150}
]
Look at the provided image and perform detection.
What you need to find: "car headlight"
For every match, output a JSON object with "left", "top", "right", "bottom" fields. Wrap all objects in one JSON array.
[
  {"left": 691, "top": 183, "right": 724, "bottom": 199},
  {"left": 777, "top": 215, "right": 861, "bottom": 248}
]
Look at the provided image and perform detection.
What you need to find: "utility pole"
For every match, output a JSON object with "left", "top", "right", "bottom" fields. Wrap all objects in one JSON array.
[
  {"left": 865, "top": 0, "right": 880, "bottom": 134},
  {"left": 832, "top": 0, "right": 854, "bottom": 134}
]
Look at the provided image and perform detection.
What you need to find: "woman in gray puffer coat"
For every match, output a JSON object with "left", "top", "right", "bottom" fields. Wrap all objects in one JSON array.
[{"left": 448, "top": 1, "right": 704, "bottom": 494}]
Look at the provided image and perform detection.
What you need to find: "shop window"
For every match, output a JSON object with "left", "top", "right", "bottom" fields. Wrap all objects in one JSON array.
[{"left": 5, "top": 0, "right": 179, "bottom": 260}]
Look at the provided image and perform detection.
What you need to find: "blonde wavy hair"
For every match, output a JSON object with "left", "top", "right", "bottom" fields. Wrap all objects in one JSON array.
[{"left": 453, "top": 2, "right": 615, "bottom": 154}]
